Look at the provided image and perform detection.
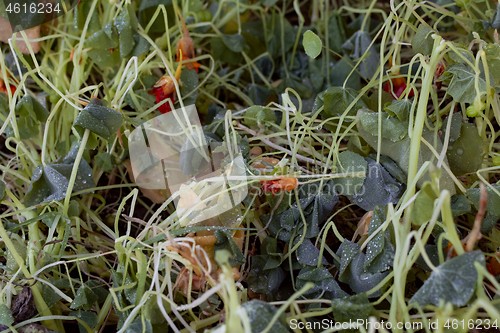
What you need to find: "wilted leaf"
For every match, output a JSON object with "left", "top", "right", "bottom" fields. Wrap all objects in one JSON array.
[
  {"left": 303, "top": 30, "right": 322, "bottom": 58},
  {"left": 11, "top": 287, "right": 36, "bottom": 323},
  {"left": 342, "top": 30, "right": 379, "bottom": 79},
  {"left": 74, "top": 99, "right": 123, "bottom": 141},
  {"left": 409, "top": 251, "right": 485, "bottom": 307},
  {"left": 353, "top": 158, "right": 405, "bottom": 211},
  {"left": 24, "top": 144, "right": 95, "bottom": 207}
]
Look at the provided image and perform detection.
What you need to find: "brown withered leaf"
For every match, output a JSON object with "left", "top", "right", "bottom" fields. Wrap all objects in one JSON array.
[
  {"left": 0, "top": 17, "right": 41, "bottom": 54},
  {"left": 11, "top": 287, "right": 37, "bottom": 323}
]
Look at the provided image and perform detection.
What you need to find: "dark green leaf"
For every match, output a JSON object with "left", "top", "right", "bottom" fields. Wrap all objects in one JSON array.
[
  {"left": 316, "top": 86, "right": 367, "bottom": 122},
  {"left": 358, "top": 109, "right": 407, "bottom": 142},
  {"left": 222, "top": 33, "right": 247, "bottom": 53},
  {"left": 331, "top": 294, "right": 375, "bottom": 323},
  {"left": 15, "top": 94, "right": 50, "bottom": 139},
  {"left": 247, "top": 84, "right": 273, "bottom": 105},
  {"left": 338, "top": 240, "right": 361, "bottom": 281},
  {"left": 484, "top": 43, "right": 500, "bottom": 81},
  {"left": 467, "top": 184, "right": 500, "bottom": 216},
  {"left": 342, "top": 31, "right": 379, "bottom": 79},
  {"left": 446, "top": 123, "right": 484, "bottom": 176},
  {"left": 296, "top": 266, "right": 348, "bottom": 299},
  {"left": 74, "top": 99, "right": 123, "bottom": 141},
  {"left": 247, "top": 256, "right": 285, "bottom": 300},
  {"left": 241, "top": 300, "right": 289, "bottom": 333},
  {"left": 138, "top": 0, "right": 174, "bottom": 33},
  {"left": 328, "top": 11, "right": 346, "bottom": 54},
  {"left": 74, "top": 0, "right": 101, "bottom": 34},
  {"left": 143, "top": 297, "right": 171, "bottom": 325},
  {"left": 303, "top": 30, "right": 322, "bottom": 59},
  {"left": 440, "top": 112, "right": 463, "bottom": 145},
  {"left": 333, "top": 151, "right": 367, "bottom": 196},
  {"left": 364, "top": 206, "right": 394, "bottom": 273},
  {"left": 114, "top": 6, "right": 136, "bottom": 58},
  {"left": 95, "top": 153, "right": 113, "bottom": 172},
  {"left": 409, "top": 251, "right": 485, "bottom": 307},
  {"left": 71, "top": 285, "right": 98, "bottom": 310},
  {"left": 481, "top": 212, "right": 499, "bottom": 234},
  {"left": 277, "top": 75, "right": 313, "bottom": 100},
  {"left": 214, "top": 229, "right": 246, "bottom": 267},
  {"left": 244, "top": 106, "right": 277, "bottom": 128},
  {"left": 210, "top": 37, "right": 243, "bottom": 65},
  {"left": 450, "top": 194, "right": 471, "bottom": 217},
  {"left": 0, "top": 179, "right": 5, "bottom": 201},
  {"left": 42, "top": 284, "right": 62, "bottom": 309},
  {"left": 124, "top": 317, "right": 153, "bottom": 333},
  {"left": 296, "top": 239, "right": 328, "bottom": 266},
  {"left": 266, "top": 16, "right": 295, "bottom": 59},
  {"left": 411, "top": 25, "right": 435, "bottom": 55},
  {"left": 24, "top": 144, "right": 95, "bottom": 207},
  {"left": 70, "top": 310, "right": 97, "bottom": 333},
  {"left": 329, "top": 57, "right": 361, "bottom": 90},
  {"left": 179, "top": 68, "right": 199, "bottom": 106}
]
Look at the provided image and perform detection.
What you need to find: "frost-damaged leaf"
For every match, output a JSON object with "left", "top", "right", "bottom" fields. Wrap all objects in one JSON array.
[
  {"left": 364, "top": 206, "right": 395, "bottom": 273},
  {"left": 467, "top": 184, "right": 500, "bottom": 216},
  {"left": 411, "top": 25, "right": 435, "bottom": 55},
  {"left": 333, "top": 151, "right": 367, "bottom": 196},
  {"left": 222, "top": 33, "right": 247, "bottom": 53},
  {"left": 296, "top": 266, "right": 348, "bottom": 299},
  {"left": 356, "top": 110, "right": 456, "bottom": 195},
  {"left": 71, "top": 285, "right": 99, "bottom": 311},
  {"left": 296, "top": 238, "right": 328, "bottom": 266},
  {"left": 11, "top": 287, "right": 37, "bottom": 323},
  {"left": 241, "top": 300, "right": 289, "bottom": 333},
  {"left": 411, "top": 182, "right": 439, "bottom": 226},
  {"left": 342, "top": 31, "right": 379, "bottom": 79},
  {"left": 438, "top": 63, "right": 489, "bottom": 103},
  {"left": 0, "top": 179, "right": 5, "bottom": 200},
  {"left": 385, "top": 99, "right": 413, "bottom": 123},
  {"left": 244, "top": 106, "right": 277, "bottom": 128},
  {"left": 331, "top": 294, "right": 376, "bottom": 324},
  {"left": 303, "top": 30, "right": 322, "bottom": 59},
  {"left": 358, "top": 109, "right": 407, "bottom": 142},
  {"left": 15, "top": 94, "right": 50, "bottom": 139},
  {"left": 409, "top": 251, "right": 485, "bottom": 307},
  {"left": 314, "top": 86, "right": 367, "bottom": 122},
  {"left": 353, "top": 158, "right": 405, "bottom": 211},
  {"left": 0, "top": 304, "right": 14, "bottom": 327},
  {"left": 69, "top": 310, "right": 98, "bottom": 333},
  {"left": 74, "top": 99, "right": 123, "bottom": 141},
  {"left": 214, "top": 229, "right": 246, "bottom": 267},
  {"left": 24, "top": 144, "right": 95, "bottom": 207},
  {"left": 336, "top": 241, "right": 389, "bottom": 296}
]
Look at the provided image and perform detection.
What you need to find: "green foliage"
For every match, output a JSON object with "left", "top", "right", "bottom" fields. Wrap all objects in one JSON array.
[
  {"left": 411, "top": 25, "right": 435, "bottom": 55},
  {"left": 303, "top": 30, "right": 322, "bottom": 59}
]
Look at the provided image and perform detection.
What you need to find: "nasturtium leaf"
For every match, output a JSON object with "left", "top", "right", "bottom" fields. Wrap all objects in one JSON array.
[
  {"left": 15, "top": 94, "right": 50, "bottom": 139},
  {"left": 221, "top": 33, "right": 247, "bottom": 53},
  {"left": 438, "top": 63, "right": 488, "bottom": 103},
  {"left": 358, "top": 109, "right": 407, "bottom": 142},
  {"left": 336, "top": 243, "right": 389, "bottom": 296},
  {"left": 415, "top": 243, "right": 445, "bottom": 272},
  {"left": 303, "top": 30, "right": 322, "bottom": 59},
  {"left": 333, "top": 151, "right": 367, "bottom": 196},
  {"left": 266, "top": 16, "right": 295, "bottom": 59},
  {"left": 42, "top": 284, "right": 62, "bottom": 309},
  {"left": 85, "top": 280, "right": 109, "bottom": 303},
  {"left": 385, "top": 99, "right": 413, "bottom": 123},
  {"left": 315, "top": 86, "right": 367, "bottom": 122},
  {"left": 329, "top": 57, "right": 361, "bottom": 91},
  {"left": 466, "top": 184, "right": 500, "bottom": 216},
  {"left": 440, "top": 112, "right": 463, "bottom": 145},
  {"left": 411, "top": 25, "right": 435, "bottom": 55},
  {"left": 123, "top": 317, "right": 153, "bottom": 333},
  {"left": 375, "top": 154, "right": 407, "bottom": 184},
  {"left": 210, "top": 37, "right": 243, "bottom": 65},
  {"left": 481, "top": 212, "right": 499, "bottom": 234},
  {"left": 241, "top": 300, "right": 289, "bottom": 333},
  {"left": 342, "top": 30, "right": 379, "bottom": 79},
  {"left": 450, "top": 194, "right": 471, "bottom": 217},
  {"left": 296, "top": 239, "right": 328, "bottom": 266},
  {"left": 347, "top": 135, "right": 371, "bottom": 157},
  {"left": 71, "top": 285, "right": 99, "bottom": 310},
  {"left": 125, "top": 89, "right": 156, "bottom": 112},
  {"left": 247, "top": 256, "right": 286, "bottom": 300},
  {"left": 0, "top": 304, "right": 14, "bottom": 327},
  {"left": 0, "top": 179, "right": 5, "bottom": 201},
  {"left": 214, "top": 229, "right": 246, "bottom": 267},
  {"left": 69, "top": 310, "right": 98, "bottom": 333},
  {"left": 143, "top": 297, "right": 171, "bottom": 325},
  {"left": 296, "top": 266, "right": 348, "bottom": 299},
  {"left": 74, "top": 0, "right": 101, "bottom": 34},
  {"left": 114, "top": 6, "right": 135, "bottom": 58},
  {"left": 179, "top": 68, "right": 199, "bottom": 106},
  {"left": 411, "top": 182, "right": 439, "bottom": 226},
  {"left": 277, "top": 75, "right": 313, "bottom": 100},
  {"left": 244, "top": 106, "right": 277, "bottom": 128},
  {"left": 364, "top": 206, "right": 395, "bottom": 273},
  {"left": 247, "top": 83, "right": 272, "bottom": 105},
  {"left": 138, "top": 0, "right": 174, "bottom": 33},
  {"left": 328, "top": 11, "right": 346, "bottom": 54},
  {"left": 24, "top": 144, "right": 95, "bottom": 207},
  {"left": 95, "top": 152, "right": 113, "bottom": 172},
  {"left": 331, "top": 294, "right": 376, "bottom": 324},
  {"left": 74, "top": 99, "right": 123, "bottom": 141},
  {"left": 6, "top": 239, "right": 26, "bottom": 272},
  {"left": 446, "top": 123, "right": 484, "bottom": 176},
  {"left": 353, "top": 158, "right": 405, "bottom": 211},
  {"left": 409, "top": 251, "right": 485, "bottom": 307},
  {"left": 356, "top": 110, "right": 456, "bottom": 195}
]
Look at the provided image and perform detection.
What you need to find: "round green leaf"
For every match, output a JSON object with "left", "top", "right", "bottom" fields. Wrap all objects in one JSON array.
[{"left": 303, "top": 30, "right": 322, "bottom": 59}]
